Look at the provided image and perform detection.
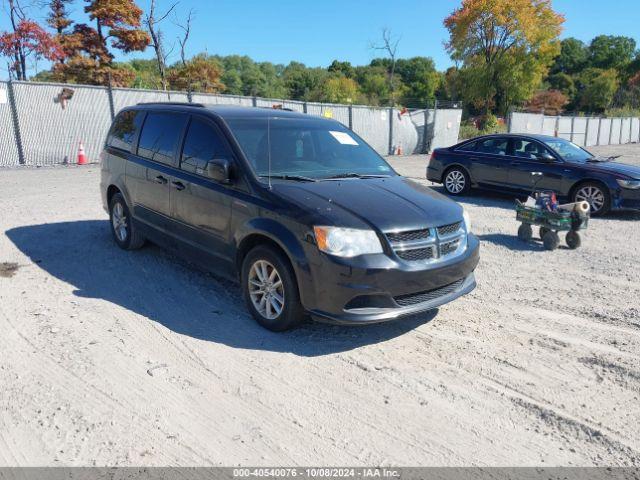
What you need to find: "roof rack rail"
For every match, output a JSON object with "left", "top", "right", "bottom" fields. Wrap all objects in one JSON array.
[{"left": 137, "top": 102, "right": 205, "bottom": 107}]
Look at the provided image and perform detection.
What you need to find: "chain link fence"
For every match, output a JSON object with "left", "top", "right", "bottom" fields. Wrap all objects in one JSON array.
[
  {"left": 508, "top": 111, "right": 640, "bottom": 147},
  {"left": 0, "top": 80, "right": 462, "bottom": 167}
]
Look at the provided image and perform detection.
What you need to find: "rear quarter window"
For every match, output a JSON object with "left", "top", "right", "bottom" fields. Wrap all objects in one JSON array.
[
  {"left": 456, "top": 140, "right": 478, "bottom": 152},
  {"left": 107, "top": 110, "right": 144, "bottom": 151},
  {"left": 137, "top": 112, "right": 188, "bottom": 165}
]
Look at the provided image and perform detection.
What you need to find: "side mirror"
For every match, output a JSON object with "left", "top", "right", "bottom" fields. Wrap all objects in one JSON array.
[
  {"left": 206, "top": 157, "right": 232, "bottom": 183},
  {"left": 537, "top": 152, "right": 556, "bottom": 163}
]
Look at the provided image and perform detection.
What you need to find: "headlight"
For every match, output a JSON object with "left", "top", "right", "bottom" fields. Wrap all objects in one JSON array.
[
  {"left": 462, "top": 209, "right": 472, "bottom": 233},
  {"left": 617, "top": 179, "right": 640, "bottom": 190},
  {"left": 313, "top": 226, "right": 383, "bottom": 257}
]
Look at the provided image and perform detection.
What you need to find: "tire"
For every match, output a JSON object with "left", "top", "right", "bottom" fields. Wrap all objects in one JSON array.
[
  {"left": 443, "top": 167, "right": 471, "bottom": 196},
  {"left": 539, "top": 226, "right": 550, "bottom": 240},
  {"left": 543, "top": 230, "right": 560, "bottom": 251},
  {"left": 518, "top": 223, "right": 533, "bottom": 242},
  {"left": 572, "top": 181, "right": 610, "bottom": 217},
  {"left": 241, "top": 245, "right": 304, "bottom": 332},
  {"left": 566, "top": 230, "right": 581, "bottom": 249},
  {"left": 109, "top": 193, "right": 145, "bottom": 250}
]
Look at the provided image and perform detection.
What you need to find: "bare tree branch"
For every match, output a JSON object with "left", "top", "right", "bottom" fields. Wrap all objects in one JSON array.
[
  {"left": 173, "top": 8, "right": 194, "bottom": 67},
  {"left": 370, "top": 28, "right": 401, "bottom": 105},
  {"left": 145, "top": 0, "right": 179, "bottom": 90}
]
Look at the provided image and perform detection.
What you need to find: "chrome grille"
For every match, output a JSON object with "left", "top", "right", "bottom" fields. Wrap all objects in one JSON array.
[
  {"left": 440, "top": 239, "right": 460, "bottom": 256},
  {"left": 386, "top": 228, "right": 431, "bottom": 243},
  {"left": 437, "top": 222, "right": 462, "bottom": 236},
  {"left": 394, "top": 279, "right": 464, "bottom": 307},
  {"left": 386, "top": 221, "right": 466, "bottom": 264},
  {"left": 396, "top": 247, "right": 435, "bottom": 261}
]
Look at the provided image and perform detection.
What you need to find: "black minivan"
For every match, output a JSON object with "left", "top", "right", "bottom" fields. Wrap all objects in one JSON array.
[{"left": 100, "top": 103, "right": 479, "bottom": 331}]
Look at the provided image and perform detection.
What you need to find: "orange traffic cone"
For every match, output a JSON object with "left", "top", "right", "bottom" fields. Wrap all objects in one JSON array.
[{"left": 77, "top": 141, "right": 87, "bottom": 165}]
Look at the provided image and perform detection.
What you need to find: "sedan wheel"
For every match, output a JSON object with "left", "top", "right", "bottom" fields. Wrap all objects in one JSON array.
[
  {"left": 248, "top": 260, "right": 285, "bottom": 320},
  {"left": 574, "top": 183, "right": 609, "bottom": 216},
  {"left": 444, "top": 168, "right": 469, "bottom": 195},
  {"left": 111, "top": 202, "right": 128, "bottom": 243},
  {"left": 108, "top": 193, "right": 145, "bottom": 250}
]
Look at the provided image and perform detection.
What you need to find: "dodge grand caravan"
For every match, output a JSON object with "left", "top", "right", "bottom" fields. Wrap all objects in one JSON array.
[{"left": 100, "top": 103, "right": 480, "bottom": 331}]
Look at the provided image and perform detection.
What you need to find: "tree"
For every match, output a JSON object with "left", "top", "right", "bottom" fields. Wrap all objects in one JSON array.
[
  {"left": 282, "top": 61, "right": 328, "bottom": 100},
  {"left": 144, "top": 0, "right": 178, "bottom": 90},
  {"left": 551, "top": 38, "right": 588, "bottom": 74},
  {"left": 0, "top": 0, "right": 62, "bottom": 80},
  {"left": 444, "top": 0, "right": 564, "bottom": 114},
  {"left": 395, "top": 57, "right": 440, "bottom": 106},
  {"left": 370, "top": 28, "right": 401, "bottom": 104},
  {"left": 54, "top": 0, "right": 150, "bottom": 86},
  {"left": 0, "top": 19, "right": 62, "bottom": 80},
  {"left": 525, "top": 89, "right": 568, "bottom": 114},
  {"left": 577, "top": 68, "right": 619, "bottom": 112},
  {"left": 328, "top": 60, "right": 354, "bottom": 78},
  {"left": 167, "top": 54, "right": 224, "bottom": 92},
  {"left": 313, "top": 76, "right": 360, "bottom": 104},
  {"left": 589, "top": 35, "right": 636, "bottom": 70},
  {"left": 354, "top": 64, "right": 392, "bottom": 105}
]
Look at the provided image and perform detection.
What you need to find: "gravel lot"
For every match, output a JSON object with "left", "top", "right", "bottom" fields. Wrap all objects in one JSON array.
[{"left": 0, "top": 143, "right": 639, "bottom": 466}]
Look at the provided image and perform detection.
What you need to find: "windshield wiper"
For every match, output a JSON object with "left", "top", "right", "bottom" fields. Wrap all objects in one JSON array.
[
  {"left": 324, "top": 173, "right": 391, "bottom": 180},
  {"left": 259, "top": 174, "right": 317, "bottom": 182}
]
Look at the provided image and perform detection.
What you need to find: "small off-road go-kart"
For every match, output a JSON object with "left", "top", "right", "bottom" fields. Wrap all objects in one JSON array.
[{"left": 515, "top": 173, "right": 590, "bottom": 251}]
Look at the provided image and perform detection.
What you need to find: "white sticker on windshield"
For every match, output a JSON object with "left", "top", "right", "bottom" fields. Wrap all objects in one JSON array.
[{"left": 329, "top": 131, "right": 359, "bottom": 146}]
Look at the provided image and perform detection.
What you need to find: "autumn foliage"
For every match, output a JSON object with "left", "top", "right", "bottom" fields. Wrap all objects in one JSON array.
[
  {"left": 525, "top": 89, "right": 569, "bottom": 115},
  {"left": 0, "top": 20, "right": 62, "bottom": 80}
]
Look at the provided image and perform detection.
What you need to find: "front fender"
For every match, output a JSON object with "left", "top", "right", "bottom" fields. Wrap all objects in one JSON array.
[{"left": 234, "top": 217, "right": 315, "bottom": 308}]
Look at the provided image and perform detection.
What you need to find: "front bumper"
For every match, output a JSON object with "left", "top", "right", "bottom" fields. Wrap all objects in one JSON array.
[{"left": 303, "top": 234, "right": 480, "bottom": 325}]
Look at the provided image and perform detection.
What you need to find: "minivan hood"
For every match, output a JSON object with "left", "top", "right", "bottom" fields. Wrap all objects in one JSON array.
[
  {"left": 583, "top": 160, "right": 640, "bottom": 179},
  {"left": 272, "top": 176, "right": 464, "bottom": 232}
]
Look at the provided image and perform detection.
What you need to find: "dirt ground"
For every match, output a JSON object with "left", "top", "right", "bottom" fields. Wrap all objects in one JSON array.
[{"left": 0, "top": 144, "right": 639, "bottom": 466}]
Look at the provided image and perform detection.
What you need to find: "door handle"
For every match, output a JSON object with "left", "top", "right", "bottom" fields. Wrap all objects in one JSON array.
[
  {"left": 172, "top": 181, "right": 186, "bottom": 191},
  {"left": 154, "top": 175, "right": 167, "bottom": 184}
]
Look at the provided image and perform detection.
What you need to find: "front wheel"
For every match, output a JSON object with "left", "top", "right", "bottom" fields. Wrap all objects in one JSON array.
[
  {"left": 241, "top": 245, "right": 304, "bottom": 331},
  {"left": 573, "top": 182, "right": 610, "bottom": 216},
  {"left": 518, "top": 223, "right": 533, "bottom": 242},
  {"left": 566, "top": 230, "right": 581, "bottom": 249},
  {"left": 543, "top": 230, "right": 560, "bottom": 251},
  {"left": 443, "top": 167, "right": 471, "bottom": 196}
]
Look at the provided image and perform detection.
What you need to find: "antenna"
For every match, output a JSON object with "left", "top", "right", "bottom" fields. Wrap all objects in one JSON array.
[{"left": 267, "top": 116, "right": 272, "bottom": 189}]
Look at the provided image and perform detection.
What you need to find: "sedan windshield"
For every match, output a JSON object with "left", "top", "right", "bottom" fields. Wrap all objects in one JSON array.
[
  {"left": 543, "top": 138, "right": 594, "bottom": 163},
  {"left": 225, "top": 117, "right": 395, "bottom": 180}
]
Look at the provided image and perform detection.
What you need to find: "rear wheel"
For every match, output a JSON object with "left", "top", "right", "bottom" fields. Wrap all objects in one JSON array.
[
  {"left": 241, "top": 245, "right": 304, "bottom": 331},
  {"left": 109, "top": 193, "right": 145, "bottom": 250},
  {"left": 543, "top": 230, "right": 560, "bottom": 251},
  {"left": 518, "top": 223, "right": 533, "bottom": 242},
  {"left": 443, "top": 167, "right": 471, "bottom": 196},
  {"left": 539, "top": 226, "right": 550, "bottom": 239},
  {"left": 573, "top": 182, "right": 610, "bottom": 216}
]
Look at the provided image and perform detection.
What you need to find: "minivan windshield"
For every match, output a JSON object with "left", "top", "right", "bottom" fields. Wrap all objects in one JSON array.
[
  {"left": 225, "top": 117, "right": 396, "bottom": 180},
  {"left": 542, "top": 138, "right": 594, "bottom": 163}
]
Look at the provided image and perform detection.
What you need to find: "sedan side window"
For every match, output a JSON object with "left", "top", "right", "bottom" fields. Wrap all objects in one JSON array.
[
  {"left": 181, "top": 118, "right": 232, "bottom": 178},
  {"left": 457, "top": 140, "right": 478, "bottom": 152},
  {"left": 513, "top": 139, "right": 547, "bottom": 160},
  {"left": 477, "top": 138, "right": 508, "bottom": 156}
]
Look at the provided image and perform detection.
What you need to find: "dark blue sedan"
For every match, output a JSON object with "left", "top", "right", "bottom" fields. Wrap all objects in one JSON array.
[{"left": 427, "top": 134, "right": 640, "bottom": 216}]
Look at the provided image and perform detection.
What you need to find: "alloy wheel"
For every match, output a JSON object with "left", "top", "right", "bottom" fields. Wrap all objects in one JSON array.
[
  {"left": 111, "top": 202, "right": 128, "bottom": 242},
  {"left": 445, "top": 170, "right": 466, "bottom": 194},
  {"left": 575, "top": 186, "right": 605, "bottom": 214},
  {"left": 248, "top": 260, "right": 285, "bottom": 320}
]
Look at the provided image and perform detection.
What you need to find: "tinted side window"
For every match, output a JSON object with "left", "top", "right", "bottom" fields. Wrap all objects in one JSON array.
[
  {"left": 137, "top": 112, "right": 187, "bottom": 165},
  {"left": 512, "top": 139, "right": 548, "bottom": 159},
  {"left": 477, "top": 138, "right": 508, "bottom": 156},
  {"left": 181, "top": 118, "right": 232, "bottom": 176},
  {"left": 107, "top": 110, "right": 143, "bottom": 151},
  {"left": 457, "top": 140, "right": 478, "bottom": 152}
]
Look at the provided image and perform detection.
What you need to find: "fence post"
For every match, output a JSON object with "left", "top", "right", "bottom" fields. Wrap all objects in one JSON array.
[
  {"left": 348, "top": 104, "right": 353, "bottom": 130},
  {"left": 303, "top": 101, "right": 308, "bottom": 114},
  {"left": 596, "top": 117, "right": 602, "bottom": 146},
  {"left": 570, "top": 116, "right": 575, "bottom": 143},
  {"left": 608, "top": 117, "right": 614, "bottom": 145},
  {"left": 619, "top": 117, "right": 624, "bottom": 144},
  {"left": 106, "top": 73, "right": 116, "bottom": 120},
  {"left": 629, "top": 117, "right": 633, "bottom": 144},
  {"left": 430, "top": 99, "right": 439, "bottom": 152},
  {"left": 422, "top": 108, "right": 429, "bottom": 153},
  {"left": 388, "top": 106, "right": 394, "bottom": 155},
  {"left": 584, "top": 117, "right": 590, "bottom": 146},
  {"left": 252, "top": 96, "right": 258, "bottom": 108},
  {"left": 6, "top": 80, "right": 25, "bottom": 165}
]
